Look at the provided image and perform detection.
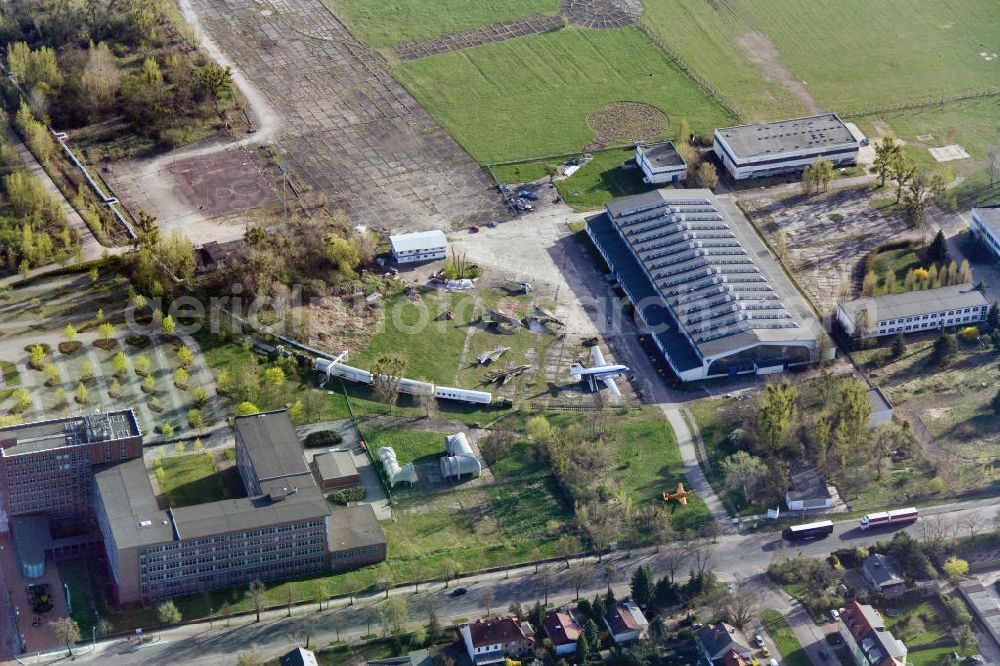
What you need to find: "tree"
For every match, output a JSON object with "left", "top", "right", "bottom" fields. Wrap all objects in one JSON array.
[
  {"left": 482, "top": 587, "right": 496, "bottom": 618},
  {"left": 380, "top": 596, "right": 408, "bottom": 635},
  {"left": 156, "top": 600, "right": 182, "bottom": 625},
  {"left": 158, "top": 231, "right": 196, "bottom": 282},
  {"left": 81, "top": 41, "right": 120, "bottom": 110},
  {"left": 930, "top": 333, "right": 957, "bottom": 367},
  {"left": 75, "top": 382, "right": 89, "bottom": 404},
  {"left": 161, "top": 315, "right": 175, "bottom": 336},
  {"left": 236, "top": 401, "right": 260, "bottom": 416},
  {"left": 97, "top": 322, "right": 115, "bottom": 343},
  {"left": 958, "top": 259, "right": 972, "bottom": 284},
  {"left": 314, "top": 579, "right": 331, "bottom": 611},
  {"left": 942, "top": 556, "right": 969, "bottom": 581},
  {"left": 630, "top": 565, "right": 655, "bottom": 608},
  {"left": 325, "top": 235, "right": 361, "bottom": 277},
  {"left": 174, "top": 367, "right": 188, "bottom": 387},
  {"left": 50, "top": 617, "right": 81, "bottom": 656},
  {"left": 143, "top": 373, "right": 156, "bottom": 393},
  {"left": 929, "top": 173, "right": 956, "bottom": 211},
  {"left": 112, "top": 351, "right": 129, "bottom": 377},
  {"left": 43, "top": 363, "right": 60, "bottom": 386},
  {"left": 889, "top": 156, "right": 916, "bottom": 203},
  {"left": 774, "top": 230, "right": 788, "bottom": 261},
  {"left": 695, "top": 162, "right": 718, "bottom": 190},
  {"left": 284, "top": 585, "right": 297, "bottom": 617},
  {"left": 193, "top": 386, "right": 209, "bottom": 406},
  {"left": 135, "top": 355, "right": 151, "bottom": 376},
  {"left": 986, "top": 302, "right": 1000, "bottom": 332},
  {"left": 904, "top": 174, "right": 928, "bottom": 224},
  {"left": 264, "top": 366, "right": 285, "bottom": 390},
  {"left": 927, "top": 230, "right": 950, "bottom": 265},
  {"left": 247, "top": 580, "right": 266, "bottom": 623},
  {"left": 376, "top": 563, "right": 394, "bottom": 599},
  {"left": 891, "top": 330, "right": 907, "bottom": 358},
  {"left": 236, "top": 644, "right": 263, "bottom": 666},
  {"left": 883, "top": 268, "right": 896, "bottom": 294},
  {"left": 861, "top": 270, "right": 878, "bottom": 297},
  {"left": 993, "top": 388, "right": 1000, "bottom": 415},
  {"left": 755, "top": 380, "right": 798, "bottom": 453},
  {"left": 835, "top": 378, "right": 872, "bottom": 452},
  {"left": 720, "top": 451, "right": 767, "bottom": 503},
  {"left": 81, "top": 360, "right": 94, "bottom": 382},
  {"left": 577, "top": 633, "right": 590, "bottom": 664},
  {"left": 541, "top": 566, "right": 556, "bottom": 605},
  {"left": 187, "top": 409, "right": 204, "bottom": 429},
  {"left": 853, "top": 307, "right": 873, "bottom": 341},
  {"left": 29, "top": 344, "right": 46, "bottom": 369},
  {"left": 62, "top": 323, "right": 77, "bottom": 342},
  {"left": 872, "top": 135, "right": 901, "bottom": 187},
  {"left": 371, "top": 354, "right": 407, "bottom": 413},
  {"left": 287, "top": 400, "right": 305, "bottom": 424},
  {"left": 676, "top": 118, "right": 690, "bottom": 146},
  {"left": 177, "top": 346, "right": 194, "bottom": 368}
]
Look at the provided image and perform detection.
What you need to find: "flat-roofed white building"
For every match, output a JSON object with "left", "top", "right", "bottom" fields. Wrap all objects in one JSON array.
[
  {"left": 837, "top": 284, "right": 989, "bottom": 338},
  {"left": 713, "top": 114, "right": 859, "bottom": 180},
  {"left": 971, "top": 206, "right": 1000, "bottom": 261},
  {"left": 390, "top": 230, "right": 447, "bottom": 264},
  {"left": 635, "top": 141, "right": 687, "bottom": 185}
]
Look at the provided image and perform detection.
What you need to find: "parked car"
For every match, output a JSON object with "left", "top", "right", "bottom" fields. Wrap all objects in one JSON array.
[
  {"left": 726, "top": 582, "right": 735, "bottom": 594},
  {"left": 830, "top": 609, "right": 841, "bottom": 622},
  {"left": 761, "top": 647, "right": 770, "bottom": 657},
  {"left": 469, "top": 226, "right": 480, "bottom": 233},
  {"left": 755, "top": 635, "right": 765, "bottom": 648},
  {"left": 450, "top": 587, "right": 468, "bottom": 597}
]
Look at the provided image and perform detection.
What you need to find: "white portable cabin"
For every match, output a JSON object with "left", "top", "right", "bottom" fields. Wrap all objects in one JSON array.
[
  {"left": 390, "top": 230, "right": 448, "bottom": 264},
  {"left": 377, "top": 447, "right": 417, "bottom": 487},
  {"left": 440, "top": 432, "right": 481, "bottom": 480}
]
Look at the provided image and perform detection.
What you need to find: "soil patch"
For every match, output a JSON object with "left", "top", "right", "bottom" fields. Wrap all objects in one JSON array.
[
  {"left": 93, "top": 339, "right": 119, "bottom": 351},
  {"left": 134, "top": 314, "right": 153, "bottom": 325},
  {"left": 394, "top": 14, "right": 564, "bottom": 61},
  {"left": 561, "top": 0, "right": 643, "bottom": 28},
  {"left": 126, "top": 335, "right": 152, "bottom": 348},
  {"left": 586, "top": 102, "right": 667, "bottom": 151},
  {"left": 58, "top": 341, "right": 83, "bottom": 355},
  {"left": 736, "top": 31, "right": 821, "bottom": 115}
]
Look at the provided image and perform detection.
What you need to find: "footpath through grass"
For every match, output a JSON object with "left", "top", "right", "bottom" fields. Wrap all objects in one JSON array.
[
  {"left": 762, "top": 609, "right": 811, "bottom": 666},
  {"left": 395, "top": 27, "right": 732, "bottom": 164}
]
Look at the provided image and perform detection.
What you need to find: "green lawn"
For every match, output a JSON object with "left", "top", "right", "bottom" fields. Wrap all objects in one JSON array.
[
  {"left": 323, "top": 0, "right": 558, "bottom": 48},
  {"left": 865, "top": 247, "right": 924, "bottom": 295},
  {"left": 737, "top": 0, "right": 999, "bottom": 113},
  {"left": 57, "top": 559, "right": 99, "bottom": 637},
  {"left": 395, "top": 27, "right": 732, "bottom": 164},
  {"left": 352, "top": 290, "right": 477, "bottom": 385},
  {"left": 882, "top": 600, "right": 951, "bottom": 649},
  {"left": 554, "top": 147, "right": 660, "bottom": 210},
  {"left": 688, "top": 397, "right": 753, "bottom": 514},
  {"left": 365, "top": 427, "right": 446, "bottom": 464},
  {"left": 762, "top": 610, "right": 811, "bottom": 666},
  {"left": 154, "top": 454, "right": 228, "bottom": 508}
]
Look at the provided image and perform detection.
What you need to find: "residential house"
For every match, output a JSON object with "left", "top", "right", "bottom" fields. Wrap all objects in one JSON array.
[
  {"left": 838, "top": 601, "right": 907, "bottom": 666},
  {"left": 863, "top": 554, "right": 906, "bottom": 598},
  {"left": 696, "top": 623, "right": 753, "bottom": 664},
  {"left": 461, "top": 617, "right": 534, "bottom": 665},
  {"left": 367, "top": 649, "right": 433, "bottom": 666},
  {"left": 722, "top": 650, "right": 750, "bottom": 666},
  {"left": 543, "top": 610, "right": 583, "bottom": 655},
  {"left": 604, "top": 601, "right": 649, "bottom": 644},
  {"left": 280, "top": 647, "right": 318, "bottom": 666}
]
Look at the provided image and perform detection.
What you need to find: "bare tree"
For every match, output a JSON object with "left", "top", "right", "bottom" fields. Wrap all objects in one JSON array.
[
  {"left": 541, "top": 566, "right": 556, "bottom": 605},
  {"left": 661, "top": 544, "right": 687, "bottom": 583},
  {"left": 381, "top": 596, "right": 409, "bottom": 635},
  {"left": 247, "top": 580, "right": 266, "bottom": 623},
  {"left": 959, "top": 514, "right": 983, "bottom": 544},
  {"left": 569, "top": 567, "right": 588, "bottom": 600},
  {"left": 371, "top": 355, "right": 407, "bottom": 413},
  {"left": 603, "top": 565, "right": 617, "bottom": 595},
  {"left": 692, "top": 541, "right": 714, "bottom": 575},
  {"left": 482, "top": 587, "right": 496, "bottom": 618},
  {"left": 726, "top": 592, "right": 759, "bottom": 630},
  {"left": 236, "top": 643, "right": 263, "bottom": 666},
  {"left": 50, "top": 617, "right": 81, "bottom": 656},
  {"left": 285, "top": 585, "right": 297, "bottom": 617}
]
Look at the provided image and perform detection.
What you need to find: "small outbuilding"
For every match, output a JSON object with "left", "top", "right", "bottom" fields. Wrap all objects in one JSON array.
[
  {"left": 785, "top": 468, "right": 833, "bottom": 511},
  {"left": 863, "top": 553, "right": 906, "bottom": 598},
  {"left": 868, "top": 387, "right": 893, "bottom": 429},
  {"left": 440, "top": 432, "right": 482, "bottom": 480},
  {"left": 311, "top": 451, "right": 361, "bottom": 490},
  {"left": 635, "top": 141, "right": 687, "bottom": 185},
  {"left": 390, "top": 230, "right": 448, "bottom": 264}
]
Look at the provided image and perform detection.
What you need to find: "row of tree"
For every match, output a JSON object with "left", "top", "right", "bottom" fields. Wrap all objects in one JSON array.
[{"left": 872, "top": 136, "right": 956, "bottom": 222}]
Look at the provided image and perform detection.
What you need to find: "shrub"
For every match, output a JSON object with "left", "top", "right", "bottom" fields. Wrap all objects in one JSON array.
[
  {"left": 326, "top": 486, "right": 365, "bottom": 505},
  {"left": 304, "top": 430, "right": 344, "bottom": 448}
]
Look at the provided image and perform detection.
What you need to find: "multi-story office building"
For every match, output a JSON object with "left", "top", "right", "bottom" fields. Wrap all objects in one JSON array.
[
  {"left": 94, "top": 410, "right": 385, "bottom": 605},
  {"left": 837, "top": 284, "right": 990, "bottom": 338},
  {"left": 0, "top": 411, "right": 142, "bottom": 530},
  {"left": 1, "top": 409, "right": 385, "bottom": 606},
  {"left": 971, "top": 206, "right": 1000, "bottom": 261}
]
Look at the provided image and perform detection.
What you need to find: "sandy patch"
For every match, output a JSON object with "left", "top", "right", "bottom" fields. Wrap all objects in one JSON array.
[{"left": 737, "top": 31, "right": 821, "bottom": 115}]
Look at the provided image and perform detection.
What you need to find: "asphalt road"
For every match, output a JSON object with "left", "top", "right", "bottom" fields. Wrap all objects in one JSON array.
[{"left": 16, "top": 497, "right": 996, "bottom": 666}]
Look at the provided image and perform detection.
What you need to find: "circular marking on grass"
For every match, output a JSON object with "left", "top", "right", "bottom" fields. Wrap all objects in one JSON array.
[
  {"left": 586, "top": 102, "right": 668, "bottom": 150},
  {"left": 560, "top": 0, "right": 643, "bottom": 29}
]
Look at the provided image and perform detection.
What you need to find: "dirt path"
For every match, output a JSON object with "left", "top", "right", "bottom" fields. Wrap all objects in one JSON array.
[{"left": 736, "top": 31, "right": 822, "bottom": 115}]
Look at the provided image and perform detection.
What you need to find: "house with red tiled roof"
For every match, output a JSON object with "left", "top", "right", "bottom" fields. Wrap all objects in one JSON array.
[
  {"left": 837, "top": 600, "right": 907, "bottom": 666},
  {"left": 543, "top": 610, "right": 583, "bottom": 656},
  {"left": 721, "top": 650, "right": 750, "bottom": 666},
  {"left": 603, "top": 601, "right": 649, "bottom": 644},
  {"left": 696, "top": 622, "right": 753, "bottom": 664},
  {"left": 460, "top": 617, "right": 534, "bottom": 665}
]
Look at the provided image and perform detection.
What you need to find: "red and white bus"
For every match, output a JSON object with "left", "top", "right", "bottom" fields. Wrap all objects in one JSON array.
[{"left": 859, "top": 507, "right": 918, "bottom": 530}]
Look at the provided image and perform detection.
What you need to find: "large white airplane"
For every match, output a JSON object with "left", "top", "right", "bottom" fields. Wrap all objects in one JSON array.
[{"left": 570, "top": 346, "right": 629, "bottom": 397}]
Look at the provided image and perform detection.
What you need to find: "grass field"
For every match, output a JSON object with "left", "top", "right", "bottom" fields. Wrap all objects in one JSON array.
[
  {"left": 365, "top": 427, "right": 445, "bottom": 464},
  {"left": 865, "top": 247, "right": 924, "bottom": 295},
  {"left": 762, "top": 610, "right": 811, "bottom": 666},
  {"left": 323, "top": 0, "right": 557, "bottom": 48},
  {"left": 554, "top": 147, "right": 660, "bottom": 210},
  {"left": 155, "top": 454, "right": 229, "bottom": 508},
  {"left": 395, "top": 27, "right": 732, "bottom": 164}
]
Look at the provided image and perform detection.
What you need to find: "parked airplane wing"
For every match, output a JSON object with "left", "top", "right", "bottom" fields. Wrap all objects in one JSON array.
[
  {"left": 590, "top": 345, "right": 607, "bottom": 367},
  {"left": 600, "top": 374, "right": 622, "bottom": 397}
]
